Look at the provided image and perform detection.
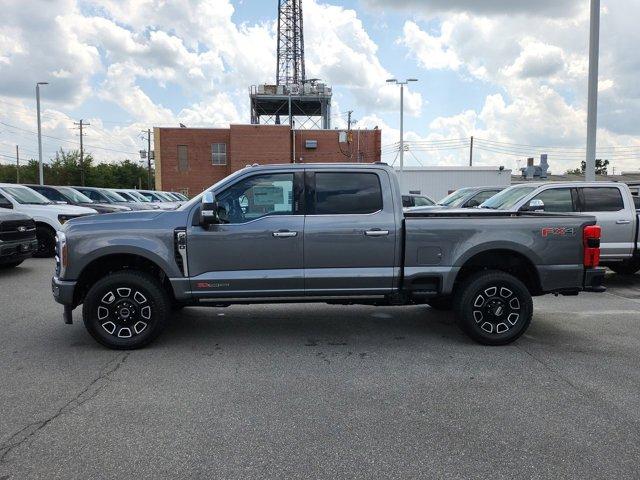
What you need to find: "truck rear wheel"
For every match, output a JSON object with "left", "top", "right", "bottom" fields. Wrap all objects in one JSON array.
[
  {"left": 454, "top": 270, "right": 533, "bottom": 346},
  {"left": 608, "top": 258, "right": 640, "bottom": 276},
  {"left": 82, "top": 271, "right": 170, "bottom": 350}
]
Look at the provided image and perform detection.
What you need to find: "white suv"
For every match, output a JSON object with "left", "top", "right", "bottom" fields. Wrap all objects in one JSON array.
[{"left": 0, "top": 184, "right": 97, "bottom": 257}]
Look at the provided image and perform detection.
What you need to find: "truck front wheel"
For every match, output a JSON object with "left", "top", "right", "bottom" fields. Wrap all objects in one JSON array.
[
  {"left": 454, "top": 270, "right": 533, "bottom": 346},
  {"left": 82, "top": 271, "right": 170, "bottom": 350}
]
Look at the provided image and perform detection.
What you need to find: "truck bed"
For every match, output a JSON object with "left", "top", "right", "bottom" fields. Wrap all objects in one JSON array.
[{"left": 402, "top": 210, "right": 597, "bottom": 297}]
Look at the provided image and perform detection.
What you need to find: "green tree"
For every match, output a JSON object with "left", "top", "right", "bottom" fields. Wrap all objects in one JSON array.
[
  {"left": 0, "top": 149, "right": 153, "bottom": 188},
  {"left": 566, "top": 159, "right": 610, "bottom": 176}
]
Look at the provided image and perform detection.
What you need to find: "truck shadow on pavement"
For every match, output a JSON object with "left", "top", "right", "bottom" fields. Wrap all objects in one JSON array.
[{"left": 157, "top": 304, "right": 471, "bottom": 350}]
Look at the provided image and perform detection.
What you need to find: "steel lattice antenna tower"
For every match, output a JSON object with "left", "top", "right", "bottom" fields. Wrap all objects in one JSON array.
[{"left": 276, "top": 0, "right": 306, "bottom": 85}]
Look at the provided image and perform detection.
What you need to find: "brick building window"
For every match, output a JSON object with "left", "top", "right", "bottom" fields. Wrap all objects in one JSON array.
[
  {"left": 212, "top": 143, "right": 227, "bottom": 165},
  {"left": 177, "top": 145, "right": 189, "bottom": 172}
]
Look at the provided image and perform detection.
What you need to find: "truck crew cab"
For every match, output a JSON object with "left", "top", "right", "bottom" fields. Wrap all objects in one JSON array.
[{"left": 52, "top": 164, "right": 605, "bottom": 349}]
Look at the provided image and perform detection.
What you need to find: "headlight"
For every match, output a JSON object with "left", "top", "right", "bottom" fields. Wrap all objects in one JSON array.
[{"left": 55, "top": 231, "right": 67, "bottom": 278}]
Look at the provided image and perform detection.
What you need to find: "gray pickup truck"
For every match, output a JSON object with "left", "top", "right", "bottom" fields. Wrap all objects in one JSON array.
[
  {"left": 480, "top": 182, "right": 640, "bottom": 274},
  {"left": 52, "top": 163, "right": 605, "bottom": 349}
]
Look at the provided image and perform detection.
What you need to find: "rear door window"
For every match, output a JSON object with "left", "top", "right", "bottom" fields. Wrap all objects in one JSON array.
[
  {"left": 581, "top": 187, "right": 625, "bottom": 212},
  {"left": 313, "top": 172, "right": 383, "bottom": 215}
]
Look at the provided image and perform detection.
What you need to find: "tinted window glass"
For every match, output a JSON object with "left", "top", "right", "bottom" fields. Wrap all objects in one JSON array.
[
  {"left": 33, "top": 187, "right": 66, "bottom": 202},
  {"left": 218, "top": 173, "right": 294, "bottom": 224},
  {"left": 582, "top": 187, "right": 624, "bottom": 212},
  {"left": 402, "top": 196, "right": 413, "bottom": 208},
  {"left": 532, "top": 188, "right": 574, "bottom": 213},
  {"left": 79, "top": 189, "right": 108, "bottom": 203},
  {"left": 0, "top": 191, "right": 11, "bottom": 208},
  {"left": 634, "top": 196, "right": 640, "bottom": 210},
  {"left": 314, "top": 173, "right": 382, "bottom": 215}
]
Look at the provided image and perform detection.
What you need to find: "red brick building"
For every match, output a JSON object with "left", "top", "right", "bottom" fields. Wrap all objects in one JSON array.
[{"left": 154, "top": 124, "right": 381, "bottom": 195}]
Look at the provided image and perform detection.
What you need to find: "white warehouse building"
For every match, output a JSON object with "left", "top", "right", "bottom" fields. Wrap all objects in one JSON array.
[{"left": 395, "top": 166, "right": 513, "bottom": 201}]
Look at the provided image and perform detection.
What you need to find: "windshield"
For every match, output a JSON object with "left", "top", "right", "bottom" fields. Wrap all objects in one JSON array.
[
  {"left": 129, "top": 191, "right": 151, "bottom": 202},
  {"left": 59, "top": 187, "right": 93, "bottom": 203},
  {"left": 2, "top": 186, "right": 51, "bottom": 205},
  {"left": 102, "top": 190, "right": 128, "bottom": 203},
  {"left": 437, "top": 188, "right": 473, "bottom": 207},
  {"left": 155, "top": 192, "right": 175, "bottom": 202},
  {"left": 481, "top": 186, "right": 537, "bottom": 210},
  {"left": 139, "top": 191, "right": 165, "bottom": 202}
]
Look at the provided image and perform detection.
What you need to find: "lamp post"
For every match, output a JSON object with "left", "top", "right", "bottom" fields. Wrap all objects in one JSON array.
[
  {"left": 585, "top": 0, "right": 600, "bottom": 182},
  {"left": 36, "top": 82, "right": 48, "bottom": 185},
  {"left": 387, "top": 78, "right": 418, "bottom": 192}
]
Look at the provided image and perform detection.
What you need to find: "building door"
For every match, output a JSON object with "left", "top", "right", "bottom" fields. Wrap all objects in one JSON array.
[{"left": 187, "top": 171, "right": 305, "bottom": 298}]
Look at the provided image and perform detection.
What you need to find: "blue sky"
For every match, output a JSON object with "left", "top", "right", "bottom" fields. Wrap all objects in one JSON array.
[{"left": 1, "top": 0, "right": 639, "bottom": 173}]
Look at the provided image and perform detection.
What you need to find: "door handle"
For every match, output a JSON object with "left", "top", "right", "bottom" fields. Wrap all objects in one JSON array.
[
  {"left": 616, "top": 220, "right": 632, "bottom": 225},
  {"left": 365, "top": 229, "right": 390, "bottom": 237},
  {"left": 273, "top": 230, "right": 298, "bottom": 238}
]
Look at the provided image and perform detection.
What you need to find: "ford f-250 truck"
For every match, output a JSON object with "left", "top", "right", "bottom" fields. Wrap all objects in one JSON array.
[{"left": 52, "top": 164, "right": 605, "bottom": 349}]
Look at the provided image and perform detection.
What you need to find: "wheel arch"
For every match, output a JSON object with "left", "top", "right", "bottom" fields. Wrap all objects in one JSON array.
[
  {"left": 454, "top": 248, "right": 542, "bottom": 296},
  {"left": 73, "top": 252, "right": 176, "bottom": 306}
]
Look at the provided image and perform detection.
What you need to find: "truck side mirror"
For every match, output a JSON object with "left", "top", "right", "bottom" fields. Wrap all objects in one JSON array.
[
  {"left": 526, "top": 199, "right": 545, "bottom": 212},
  {"left": 200, "top": 192, "right": 219, "bottom": 226}
]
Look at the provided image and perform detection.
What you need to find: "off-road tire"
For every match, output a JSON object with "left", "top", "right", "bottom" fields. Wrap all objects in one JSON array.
[
  {"left": 454, "top": 270, "right": 533, "bottom": 346},
  {"left": 83, "top": 271, "right": 170, "bottom": 350}
]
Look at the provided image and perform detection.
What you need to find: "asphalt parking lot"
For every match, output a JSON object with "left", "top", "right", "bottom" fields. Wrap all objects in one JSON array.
[{"left": 1, "top": 259, "right": 640, "bottom": 479}]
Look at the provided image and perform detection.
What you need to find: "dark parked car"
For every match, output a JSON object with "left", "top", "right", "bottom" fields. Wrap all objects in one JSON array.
[
  {"left": 26, "top": 185, "right": 131, "bottom": 214},
  {"left": 0, "top": 212, "right": 38, "bottom": 269}
]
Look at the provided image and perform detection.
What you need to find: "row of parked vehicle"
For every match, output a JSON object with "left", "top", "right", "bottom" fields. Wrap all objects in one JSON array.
[
  {"left": 404, "top": 181, "right": 640, "bottom": 275},
  {"left": 0, "top": 183, "right": 189, "bottom": 267}
]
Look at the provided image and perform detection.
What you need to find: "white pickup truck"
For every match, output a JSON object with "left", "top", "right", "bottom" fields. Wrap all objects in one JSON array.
[
  {"left": 480, "top": 181, "right": 640, "bottom": 274},
  {"left": 0, "top": 184, "right": 97, "bottom": 257}
]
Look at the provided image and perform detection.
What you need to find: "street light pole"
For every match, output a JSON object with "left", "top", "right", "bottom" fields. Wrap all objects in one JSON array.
[
  {"left": 36, "top": 82, "right": 48, "bottom": 185},
  {"left": 387, "top": 78, "right": 418, "bottom": 193},
  {"left": 585, "top": 0, "right": 600, "bottom": 182}
]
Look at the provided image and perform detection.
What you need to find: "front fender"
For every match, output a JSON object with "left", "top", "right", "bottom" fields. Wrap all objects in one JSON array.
[{"left": 66, "top": 235, "right": 181, "bottom": 280}]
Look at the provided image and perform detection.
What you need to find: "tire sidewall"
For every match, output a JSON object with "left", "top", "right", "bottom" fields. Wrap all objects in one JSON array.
[
  {"left": 455, "top": 271, "right": 533, "bottom": 346},
  {"left": 83, "top": 272, "right": 169, "bottom": 349}
]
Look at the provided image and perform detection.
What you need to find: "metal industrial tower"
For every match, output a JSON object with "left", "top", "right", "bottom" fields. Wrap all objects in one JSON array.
[
  {"left": 277, "top": 0, "right": 305, "bottom": 85},
  {"left": 249, "top": 0, "right": 331, "bottom": 129}
]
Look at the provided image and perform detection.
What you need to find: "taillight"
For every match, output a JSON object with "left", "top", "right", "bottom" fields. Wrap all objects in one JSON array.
[{"left": 583, "top": 225, "right": 601, "bottom": 268}]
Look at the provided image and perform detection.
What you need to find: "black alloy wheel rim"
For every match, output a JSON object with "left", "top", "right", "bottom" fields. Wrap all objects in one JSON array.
[
  {"left": 97, "top": 287, "right": 152, "bottom": 339},
  {"left": 471, "top": 285, "right": 522, "bottom": 335}
]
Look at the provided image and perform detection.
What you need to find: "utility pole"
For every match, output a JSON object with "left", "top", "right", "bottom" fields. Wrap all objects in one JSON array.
[
  {"left": 15, "top": 145, "right": 19, "bottom": 183},
  {"left": 140, "top": 129, "right": 153, "bottom": 189},
  {"left": 387, "top": 78, "right": 418, "bottom": 193},
  {"left": 36, "top": 82, "right": 48, "bottom": 185},
  {"left": 74, "top": 119, "right": 90, "bottom": 186},
  {"left": 347, "top": 111, "right": 353, "bottom": 132},
  {"left": 147, "top": 128, "right": 152, "bottom": 189},
  {"left": 469, "top": 136, "right": 474, "bottom": 167},
  {"left": 585, "top": 0, "right": 600, "bottom": 182}
]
